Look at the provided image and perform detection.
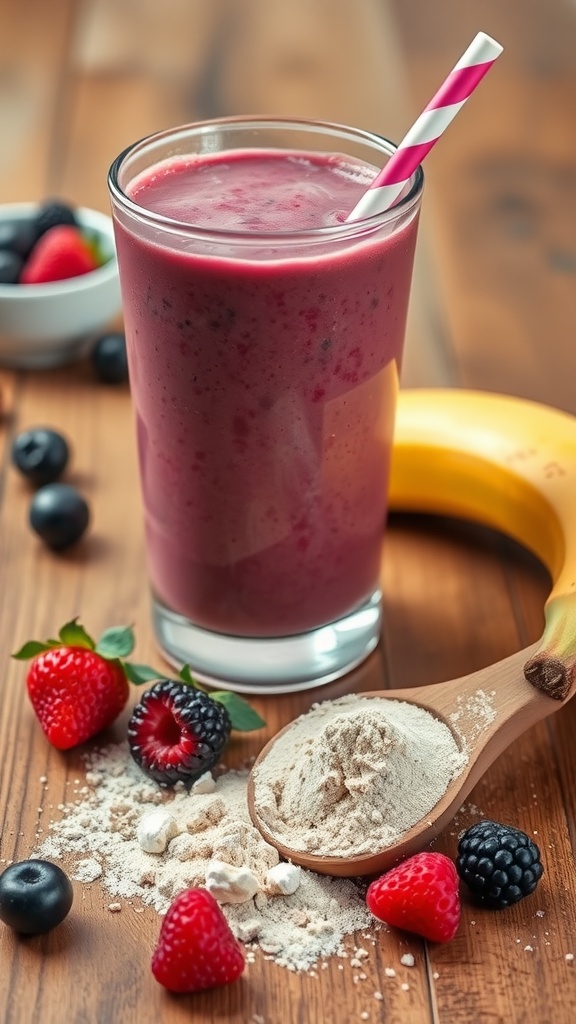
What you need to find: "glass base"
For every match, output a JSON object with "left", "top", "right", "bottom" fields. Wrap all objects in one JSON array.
[{"left": 151, "top": 590, "right": 382, "bottom": 695}]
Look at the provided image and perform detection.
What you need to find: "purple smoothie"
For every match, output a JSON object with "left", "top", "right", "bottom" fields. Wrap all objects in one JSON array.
[{"left": 113, "top": 150, "right": 420, "bottom": 637}]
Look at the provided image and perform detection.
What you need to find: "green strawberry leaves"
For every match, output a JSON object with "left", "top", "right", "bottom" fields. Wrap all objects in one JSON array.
[
  {"left": 12, "top": 618, "right": 157, "bottom": 685},
  {"left": 59, "top": 619, "right": 96, "bottom": 649},
  {"left": 83, "top": 229, "right": 112, "bottom": 268},
  {"left": 178, "top": 664, "right": 266, "bottom": 732},
  {"left": 13, "top": 620, "right": 266, "bottom": 733},
  {"left": 12, "top": 640, "right": 51, "bottom": 660},
  {"left": 13, "top": 619, "right": 95, "bottom": 659}
]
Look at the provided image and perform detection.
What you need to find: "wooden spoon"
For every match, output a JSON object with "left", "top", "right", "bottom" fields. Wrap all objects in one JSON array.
[
  {"left": 247, "top": 641, "right": 576, "bottom": 877},
  {"left": 248, "top": 389, "right": 576, "bottom": 875}
]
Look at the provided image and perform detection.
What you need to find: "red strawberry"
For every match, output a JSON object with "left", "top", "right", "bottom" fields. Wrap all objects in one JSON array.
[
  {"left": 151, "top": 888, "right": 245, "bottom": 993},
  {"left": 366, "top": 852, "right": 460, "bottom": 943},
  {"left": 19, "top": 225, "right": 99, "bottom": 284},
  {"left": 12, "top": 619, "right": 157, "bottom": 750}
]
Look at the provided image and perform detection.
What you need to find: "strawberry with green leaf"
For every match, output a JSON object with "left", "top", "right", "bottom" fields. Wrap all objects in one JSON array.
[
  {"left": 13, "top": 619, "right": 157, "bottom": 750},
  {"left": 19, "top": 225, "right": 99, "bottom": 284},
  {"left": 127, "top": 665, "right": 266, "bottom": 788}
]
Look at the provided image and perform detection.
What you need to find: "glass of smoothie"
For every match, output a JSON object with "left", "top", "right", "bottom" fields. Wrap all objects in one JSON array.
[{"left": 108, "top": 117, "right": 423, "bottom": 693}]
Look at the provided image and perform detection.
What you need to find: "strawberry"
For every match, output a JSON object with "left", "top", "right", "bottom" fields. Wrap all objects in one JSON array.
[
  {"left": 12, "top": 619, "right": 158, "bottom": 750},
  {"left": 366, "top": 852, "right": 460, "bottom": 943},
  {"left": 151, "top": 888, "right": 245, "bottom": 993},
  {"left": 19, "top": 225, "right": 99, "bottom": 284}
]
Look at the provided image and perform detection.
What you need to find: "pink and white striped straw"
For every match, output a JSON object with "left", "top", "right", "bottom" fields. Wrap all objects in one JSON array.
[{"left": 347, "top": 31, "right": 503, "bottom": 222}]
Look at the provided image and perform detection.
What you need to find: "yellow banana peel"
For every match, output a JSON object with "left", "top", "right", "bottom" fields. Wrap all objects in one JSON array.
[{"left": 390, "top": 389, "right": 576, "bottom": 698}]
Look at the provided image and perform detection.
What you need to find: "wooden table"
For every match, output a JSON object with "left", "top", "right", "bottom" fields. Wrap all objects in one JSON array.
[{"left": 1, "top": 1, "right": 576, "bottom": 1021}]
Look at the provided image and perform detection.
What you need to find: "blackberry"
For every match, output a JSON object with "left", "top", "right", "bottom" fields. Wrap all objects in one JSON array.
[
  {"left": 128, "top": 679, "right": 232, "bottom": 787},
  {"left": 456, "top": 820, "right": 543, "bottom": 909},
  {"left": 33, "top": 200, "right": 78, "bottom": 241}
]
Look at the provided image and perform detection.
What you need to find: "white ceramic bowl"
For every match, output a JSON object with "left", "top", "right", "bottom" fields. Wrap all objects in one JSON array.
[{"left": 0, "top": 203, "right": 122, "bottom": 369}]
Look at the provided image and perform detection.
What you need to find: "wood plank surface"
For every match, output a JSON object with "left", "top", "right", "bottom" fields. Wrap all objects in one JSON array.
[{"left": 0, "top": 0, "right": 575, "bottom": 1022}]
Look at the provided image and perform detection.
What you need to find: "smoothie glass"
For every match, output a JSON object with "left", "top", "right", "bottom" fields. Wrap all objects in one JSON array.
[{"left": 108, "top": 117, "right": 423, "bottom": 693}]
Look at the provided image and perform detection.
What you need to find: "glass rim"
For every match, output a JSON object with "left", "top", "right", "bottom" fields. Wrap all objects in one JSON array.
[{"left": 107, "top": 115, "right": 424, "bottom": 243}]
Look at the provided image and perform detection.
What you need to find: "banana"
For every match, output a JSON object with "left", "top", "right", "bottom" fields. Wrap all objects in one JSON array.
[{"left": 389, "top": 389, "right": 576, "bottom": 699}]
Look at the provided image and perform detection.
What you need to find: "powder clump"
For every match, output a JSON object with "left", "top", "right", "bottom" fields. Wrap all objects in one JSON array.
[
  {"left": 35, "top": 741, "right": 372, "bottom": 972},
  {"left": 252, "top": 694, "right": 468, "bottom": 857}
]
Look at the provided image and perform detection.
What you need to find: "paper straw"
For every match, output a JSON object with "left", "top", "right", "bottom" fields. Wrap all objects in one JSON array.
[{"left": 346, "top": 31, "right": 503, "bottom": 222}]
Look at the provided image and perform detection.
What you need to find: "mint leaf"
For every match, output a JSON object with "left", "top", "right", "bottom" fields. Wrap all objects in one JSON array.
[
  {"left": 95, "top": 625, "right": 135, "bottom": 660},
  {"left": 178, "top": 665, "right": 207, "bottom": 691},
  {"left": 12, "top": 641, "right": 51, "bottom": 660},
  {"left": 123, "top": 662, "right": 161, "bottom": 685},
  {"left": 211, "top": 691, "right": 266, "bottom": 731},
  {"left": 177, "top": 665, "right": 265, "bottom": 729},
  {"left": 58, "top": 619, "right": 95, "bottom": 649}
]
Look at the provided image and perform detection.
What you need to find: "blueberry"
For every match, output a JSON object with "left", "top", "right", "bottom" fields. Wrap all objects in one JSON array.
[
  {"left": 0, "top": 219, "right": 37, "bottom": 260},
  {"left": 33, "top": 200, "right": 78, "bottom": 241},
  {"left": 29, "top": 483, "right": 90, "bottom": 550},
  {"left": 0, "top": 249, "right": 23, "bottom": 284},
  {"left": 11, "top": 428, "right": 70, "bottom": 486},
  {"left": 0, "top": 860, "right": 73, "bottom": 934},
  {"left": 91, "top": 332, "right": 129, "bottom": 384}
]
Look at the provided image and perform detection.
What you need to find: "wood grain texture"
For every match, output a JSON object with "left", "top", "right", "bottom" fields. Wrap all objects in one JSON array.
[
  {"left": 0, "top": 0, "right": 575, "bottom": 1021},
  {"left": 392, "top": 0, "right": 576, "bottom": 411}
]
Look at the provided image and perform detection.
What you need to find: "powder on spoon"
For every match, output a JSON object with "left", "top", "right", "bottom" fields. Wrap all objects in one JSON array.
[{"left": 251, "top": 694, "right": 468, "bottom": 857}]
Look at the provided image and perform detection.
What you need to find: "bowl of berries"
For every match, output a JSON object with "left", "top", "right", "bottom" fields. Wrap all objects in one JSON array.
[{"left": 0, "top": 199, "right": 122, "bottom": 369}]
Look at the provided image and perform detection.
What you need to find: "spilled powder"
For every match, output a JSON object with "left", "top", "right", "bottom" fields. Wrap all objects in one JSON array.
[
  {"left": 35, "top": 742, "right": 373, "bottom": 972},
  {"left": 449, "top": 689, "right": 497, "bottom": 746},
  {"left": 252, "top": 695, "right": 468, "bottom": 856}
]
